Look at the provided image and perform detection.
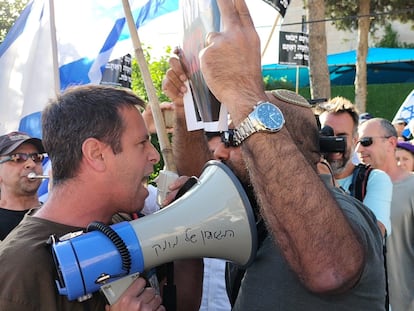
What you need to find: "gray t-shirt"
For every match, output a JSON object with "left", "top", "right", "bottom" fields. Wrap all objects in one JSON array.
[
  {"left": 232, "top": 175, "right": 386, "bottom": 311},
  {"left": 387, "top": 173, "right": 414, "bottom": 311}
]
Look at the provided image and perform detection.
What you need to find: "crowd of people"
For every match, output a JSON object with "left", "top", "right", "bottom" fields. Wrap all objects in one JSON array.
[{"left": 0, "top": 0, "right": 413, "bottom": 310}]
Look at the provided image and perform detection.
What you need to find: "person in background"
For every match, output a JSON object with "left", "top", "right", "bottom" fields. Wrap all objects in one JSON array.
[
  {"left": 163, "top": 1, "right": 387, "bottom": 309},
  {"left": 395, "top": 141, "right": 414, "bottom": 172},
  {"left": 357, "top": 117, "right": 414, "bottom": 311},
  {"left": 0, "top": 131, "right": 45, "bottom": 240},
  {"left": 0, "top": 85, "right": 179, "bottom": 311},
  {"left": 318, "top": 97, "right": 392, "bottom": 237},
  {"left": 392, "top": 117, "right": 408, "bottom": 141},
  {"left": 359, "top": 112, "right": 373, "bottom": 124},
  {"left": 140, "top": 101, "right": 174, "bottom": 216},
  {"left": 142, "top": 101, "right": 232, "bottom": 310}
]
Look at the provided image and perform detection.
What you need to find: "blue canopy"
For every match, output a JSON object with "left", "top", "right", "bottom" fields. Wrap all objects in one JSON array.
[{"left": 262, "top": 48, "right": 414, "bottom": 87}]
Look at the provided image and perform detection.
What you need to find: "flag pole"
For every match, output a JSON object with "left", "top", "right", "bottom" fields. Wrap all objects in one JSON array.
[
  {"left": 121, "top": 0, "right": 176, "bottom": 173},
  {"left": 49, "top": 0, "right": 60, "bottom": 95},
  {"left": 261, "top": 14, "right": 281, "bottom": 58}
]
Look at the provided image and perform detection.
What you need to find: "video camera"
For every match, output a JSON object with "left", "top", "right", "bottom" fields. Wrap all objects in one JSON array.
[
  {"left": 308, "top": 98, "right": 347, "bottom": 154},
  {"left": 319, "top": 125, "right": 346, "bottom": 153}
]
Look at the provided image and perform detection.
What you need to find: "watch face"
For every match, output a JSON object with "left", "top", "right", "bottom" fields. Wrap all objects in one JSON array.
[{"left": 256, "top": 102, "right": 285, "bottom": 130}]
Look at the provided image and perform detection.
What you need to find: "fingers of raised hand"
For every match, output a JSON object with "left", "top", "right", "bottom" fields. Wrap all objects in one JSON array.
[{"left": 162, "top": 66, "right": 187, "bottom": 100}]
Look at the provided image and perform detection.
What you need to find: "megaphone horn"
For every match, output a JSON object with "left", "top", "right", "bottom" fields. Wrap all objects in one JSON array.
[{"left": 51, "top": 160, "right": 258, "bottom": 303}]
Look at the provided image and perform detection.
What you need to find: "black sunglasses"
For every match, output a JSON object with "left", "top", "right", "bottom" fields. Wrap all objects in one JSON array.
[
  {"left": 357, "top": 136, "right": 391, "bottom": 147},
  {"left": 221, "top": 129, "right": 238, "bottom": 148},
  {"left": 0, "top": 153, "right": 45, "bottom": 164}
]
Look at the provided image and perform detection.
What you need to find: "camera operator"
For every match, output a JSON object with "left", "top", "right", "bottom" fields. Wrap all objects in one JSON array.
[{"left": 317, "top": 96, "right": 392, "bottom": 237}]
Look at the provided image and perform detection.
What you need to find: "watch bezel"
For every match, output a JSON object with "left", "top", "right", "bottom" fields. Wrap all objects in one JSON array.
[{"left": 251, "top": 102, "right": 285, "bottom": 132}]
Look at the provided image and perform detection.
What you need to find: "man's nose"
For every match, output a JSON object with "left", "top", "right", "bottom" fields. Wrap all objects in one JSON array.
[{"left": 213, "top": 143, "right": 231, "bottom": 161}]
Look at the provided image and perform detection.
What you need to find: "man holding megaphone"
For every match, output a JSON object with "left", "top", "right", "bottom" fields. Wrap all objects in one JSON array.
[
  {"left": 162, "top": 0, "right": 387, "bottom": 310},
  {"left": 0, "top": 85, "right": 204, "bottom": 311}
]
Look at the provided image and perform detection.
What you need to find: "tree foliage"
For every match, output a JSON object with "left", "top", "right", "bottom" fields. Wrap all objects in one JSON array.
[
  {"left": 0, "top": 0, "right": 29, "bottom": 44},
  {"left": 323, "top": 0, "right": 413, "bottom": 112},
  {"left": 324, "top": 0, "right": 414, "bottom": 32},
  {"left": 131, "top": 45, "right": 173, "bottom": 105},
  {"left": 374, "top": 23, "right": 414, "bottom": 48}
]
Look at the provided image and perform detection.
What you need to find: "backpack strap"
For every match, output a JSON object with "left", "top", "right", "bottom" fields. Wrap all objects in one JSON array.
[
  {"left": 349, "top": 164, "right": 389, "bottom": 310},
  {"left": 349, "top": 163, "right": 373, "bottom": 201},
  {"left": 383, "top": 232, "right": 389, "bottom": 311}
]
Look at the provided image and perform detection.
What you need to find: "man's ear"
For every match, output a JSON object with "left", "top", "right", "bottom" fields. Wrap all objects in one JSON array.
[
  {"left": 389, "top": 136, "right": 398, "bottom": 149},
  {"left": 352, "top": 135, "right": 358, "bottom": 146},
  {"left": 81, "top": 138, "right": 107, "bottom": 172}
]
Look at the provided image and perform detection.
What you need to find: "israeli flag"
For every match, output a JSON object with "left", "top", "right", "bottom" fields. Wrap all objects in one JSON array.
[
  {"left": 0, "top": 0, "right": 179, "bottom": 199},
  {"left": 393, "top": 89, "right": 414, "bottom": 139}
]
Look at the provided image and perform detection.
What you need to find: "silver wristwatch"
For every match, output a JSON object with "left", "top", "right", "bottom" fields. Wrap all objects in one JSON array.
[{"left": 232, "top": 101, "right": 285, "bottom": 146}]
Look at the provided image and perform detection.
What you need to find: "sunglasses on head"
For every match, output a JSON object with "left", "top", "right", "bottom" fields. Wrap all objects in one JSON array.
[
  {"left": 357, "top": 136, "right": 391, "bottom": 147},
  {"left": 0, "top": 153, "right": 45, "bottom": 164}
]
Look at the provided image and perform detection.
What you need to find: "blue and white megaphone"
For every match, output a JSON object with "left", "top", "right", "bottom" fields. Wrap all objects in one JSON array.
[{"left": 51, "top": 160, "right": 257, "bottom": 304}]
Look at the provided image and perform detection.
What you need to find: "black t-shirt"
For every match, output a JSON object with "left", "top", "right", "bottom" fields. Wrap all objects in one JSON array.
[{"left": 0, "top": 208, "right": 30, "bottom": 240}]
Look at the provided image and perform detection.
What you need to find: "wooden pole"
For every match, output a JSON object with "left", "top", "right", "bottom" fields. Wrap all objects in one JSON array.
[
  {"left": 121, "top": 0, "right": 176, "bottom": 173},
  {"left": 49, "top": 0, "right": 60, "bottom": 95},
  {"left": 261, "top": 14, "right": 281, "bottom": 58}
]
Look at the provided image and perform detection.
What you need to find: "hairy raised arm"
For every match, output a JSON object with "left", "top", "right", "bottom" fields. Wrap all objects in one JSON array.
[
  {"left": 199, "top": 0, "right": 365, "bottom": 294},
  {"left": 241, "top": 112, "right": 364, "bottom": 293}
]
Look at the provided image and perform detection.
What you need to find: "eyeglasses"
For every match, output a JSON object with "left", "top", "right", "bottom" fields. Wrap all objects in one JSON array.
[
  {"left": 357, "top": 136, "right": 391, "bottom": 147},
  {"left": 221, "top": 129, "right": 238, "bottom": 148},
  {"left": 0, "top": 153, "right": 46, "bottom": 164}
]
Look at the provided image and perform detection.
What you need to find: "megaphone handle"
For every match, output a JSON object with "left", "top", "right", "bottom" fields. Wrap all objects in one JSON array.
[
  {"left": 100, "top": 273, "right": 140, "bottom": 305},
  {"left": 174, "top": 176, "right": 198, "bottom": 200}
]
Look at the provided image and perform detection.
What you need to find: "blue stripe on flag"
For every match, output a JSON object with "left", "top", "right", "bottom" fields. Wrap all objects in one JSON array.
[
  {"left": 135, "top": 0, "right": 180, "bottom": 28},
  {"left": 19, "top": 112, "right": 43, "bottom": 138}
]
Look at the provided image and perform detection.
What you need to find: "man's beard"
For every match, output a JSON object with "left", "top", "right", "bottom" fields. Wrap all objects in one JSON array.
[
  {"left": 328, "top": 151, "right": 351, "bottom": 176},
  {"left": 222, "top": 161, "right": 259, "bottom": 220},
  {"left": 329, "top": 158, "right": 346, "bottom": 175}
]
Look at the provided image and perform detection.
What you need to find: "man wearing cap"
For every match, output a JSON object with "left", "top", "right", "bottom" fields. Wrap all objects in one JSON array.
[
  {"left": 392, "top": 117, "right": 408, "bottom": 141},
  {"left": 0, "top": 131, "right": 45, "bottom": 240},
  {"left": 359, "top": 112, "right": 373, "bottom": 124}
]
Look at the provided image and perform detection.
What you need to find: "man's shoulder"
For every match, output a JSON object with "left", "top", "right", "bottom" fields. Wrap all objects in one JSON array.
[
  {"left": 367, "top": 168, "right": 392, "bottom": 185},
  {"left": 404, "top": 172, "right": 414, "bottom": 183},
  {"left": 396, "top": 172, "right": 414, "bottom": 188},
  {"left": 0, "top": 215, "right": 80, "bottom": 263}
]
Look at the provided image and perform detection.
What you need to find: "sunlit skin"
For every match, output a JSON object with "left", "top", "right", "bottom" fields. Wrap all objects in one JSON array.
[
  {"left": 356, "top": 119, "right": 412, "bottom": 185},
  {"left": 35, "top": 106, "right": 160, "bottom": 226},
  {"left": 108, "top": 107, "right": 160, "bottom": 214},
  {"left": 396, "top": 148, "right": 414, "bottom": 172},
  {"left": 356, "top": 123, "right": 393, "bottom": 170}
]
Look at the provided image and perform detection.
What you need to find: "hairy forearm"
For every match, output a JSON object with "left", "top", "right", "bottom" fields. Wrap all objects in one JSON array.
[
  {"left": 172, "top": 107, "right": 212, "bottom": 177},
  {"left": 242, "top": 129, "right": 364, "bottom": 293}
]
